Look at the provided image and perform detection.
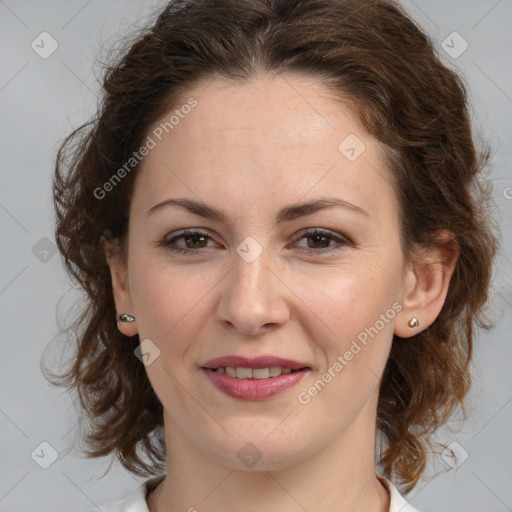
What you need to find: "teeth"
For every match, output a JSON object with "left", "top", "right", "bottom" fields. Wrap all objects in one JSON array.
[
  {"left": 269, "top": 366, "right": 282, "bottom": 377},
  {"left": 215, "top": 366, "right": 298, "bottom": 379},
  {"left": 236, "top": 367, "right": 252, "bottom": 379},
  {"left": 252, "top": 368, "right": 270, "bottom": 379}
]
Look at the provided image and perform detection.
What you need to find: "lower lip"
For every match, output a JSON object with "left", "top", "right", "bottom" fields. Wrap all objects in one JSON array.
[{"left": 203, "top": 368, "right": 309, "bottom": 400}]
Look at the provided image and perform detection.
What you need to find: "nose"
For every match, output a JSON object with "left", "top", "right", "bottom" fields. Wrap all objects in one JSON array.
[{"left": 216, "top": 245, "right": 291, "bottom": 336}]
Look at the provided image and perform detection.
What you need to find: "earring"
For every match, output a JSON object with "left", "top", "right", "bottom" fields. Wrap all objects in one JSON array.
[
  {"left": 408, "top": 317, "right": 420, "bottom": 328},
  {"left": 119, "top": 314, "right": 136, "bottom": 322}
]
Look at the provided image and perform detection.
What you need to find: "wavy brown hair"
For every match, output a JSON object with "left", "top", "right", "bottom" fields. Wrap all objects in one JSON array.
[{"left": 42, "top": 0, "right": 498, "bottom": 494}]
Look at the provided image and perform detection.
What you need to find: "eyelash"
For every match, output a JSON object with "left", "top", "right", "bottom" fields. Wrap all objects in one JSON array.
[{"left": 158, "top": 228, "right": 350, "bottom": 256}]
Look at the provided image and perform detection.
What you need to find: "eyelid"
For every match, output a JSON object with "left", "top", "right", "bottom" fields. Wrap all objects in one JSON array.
[
  {"left": 159, "top": 227, "right": 351, "bottom": 255},
  {"left": 289, "top": 228, "right": 351, "bottom": 254},
  {"left": 292, "top": 227, "right": 351, "bottom": 245},
  {"left": 162, "top": 228, "right": 218, "bottom": 248}
]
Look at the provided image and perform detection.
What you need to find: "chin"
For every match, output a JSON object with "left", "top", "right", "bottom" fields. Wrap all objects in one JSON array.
[{"left": 201, "top": 429, "right": 316, "bottom": 472}]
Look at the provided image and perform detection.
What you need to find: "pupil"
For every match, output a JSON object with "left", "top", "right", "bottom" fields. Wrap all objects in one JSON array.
[
  {"left": 186, "top": 234, "right": 206, "bottom": 248},
  {"left": 310, "top": 234, "right": 328, "bottom": 248}
]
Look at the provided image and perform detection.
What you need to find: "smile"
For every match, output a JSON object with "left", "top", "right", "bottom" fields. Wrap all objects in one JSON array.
[
  {"left": 201, "top": 355, "right": 311, "bottom": 400},
  {"left": 214, "top": 366, "right": 297, "bottom": 379}
]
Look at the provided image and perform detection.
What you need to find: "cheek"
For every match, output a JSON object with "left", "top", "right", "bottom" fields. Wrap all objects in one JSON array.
[
  {"left": 129, "top": 262, "right": 213, "bottom": 402},
  {"left": 296, "top": 263, "right": 401, "bottom": 389},
  {"left": 129, "top": 258, "right": 211, "bottom": 346},
  {"left": 302, "top": 260, "right": 400, "bottom": 330},
  {"left": 295, "top": 272, "right": 397, "bottom": 413}
]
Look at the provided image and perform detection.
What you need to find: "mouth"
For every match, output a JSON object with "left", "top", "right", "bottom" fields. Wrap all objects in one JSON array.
[
  {"left": 209, "top": 366, "right": 308, "bottom": 379},
  {"left": 201, "top": 355, "right": 311, "bottom": 400}
]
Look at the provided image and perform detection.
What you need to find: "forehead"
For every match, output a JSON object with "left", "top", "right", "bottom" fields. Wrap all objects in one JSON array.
[
  {"left": 132, "top": 74, "right": 395, "bottom": 221},
  {"left": 155, "top": 74, "right": 363, "bottom": 151}
]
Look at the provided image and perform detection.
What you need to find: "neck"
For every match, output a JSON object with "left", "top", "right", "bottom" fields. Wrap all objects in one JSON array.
[
  {"left": 147, "top": 406, "right": 390, "bottom": 512},
  {"left": 147, "top": 388, "right": 390, "bottom": 512}
]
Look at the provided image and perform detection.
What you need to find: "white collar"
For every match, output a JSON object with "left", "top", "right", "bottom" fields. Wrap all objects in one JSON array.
[{"left": 96, "top": 474, "right": 421, "bottom": 512}]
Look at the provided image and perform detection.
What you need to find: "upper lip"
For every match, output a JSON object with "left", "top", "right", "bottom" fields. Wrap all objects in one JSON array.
[{"left": 202, "top": 355, "right": 310, "bottom": 370}]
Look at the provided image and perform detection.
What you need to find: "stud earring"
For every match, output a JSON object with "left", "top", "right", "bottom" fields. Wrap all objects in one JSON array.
[
  {"left": 119, "top": 314, "right": 136, "bottom": 322},
  {"left": 408, "top": 317, "right": 419, "bottom": 328}
]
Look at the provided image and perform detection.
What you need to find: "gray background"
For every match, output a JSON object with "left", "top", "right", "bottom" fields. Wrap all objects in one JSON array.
[{"left": 1, "top": 1, "right": 511, "bottom": 511}]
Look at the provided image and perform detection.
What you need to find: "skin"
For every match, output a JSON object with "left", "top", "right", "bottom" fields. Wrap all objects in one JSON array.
[{"left": 104, "top": 74, "right": 457, "bottom": 512}]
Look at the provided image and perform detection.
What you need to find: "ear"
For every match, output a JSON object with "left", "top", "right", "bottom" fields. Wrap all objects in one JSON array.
[
  {"left": 394, "top": 230, "right": 459, "bottom": 338},
  {"left": 103, "top": 237, "right": 138, "bottom": 337}
]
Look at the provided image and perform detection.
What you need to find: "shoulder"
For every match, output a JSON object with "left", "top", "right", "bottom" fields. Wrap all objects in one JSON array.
[
  {"left": 83, "top": 475, "right": 165, "bottom": 512},
  {"left": 378, "top": 475, "right": 422, "bottom": 512}
]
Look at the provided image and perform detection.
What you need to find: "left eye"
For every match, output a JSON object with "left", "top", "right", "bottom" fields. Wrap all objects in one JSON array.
[
  {"left": 159, "top": 228, "right": 349, "bottom": 255},
  {"left": 294, "top": 229, "right": 349, "bottom": 253}
]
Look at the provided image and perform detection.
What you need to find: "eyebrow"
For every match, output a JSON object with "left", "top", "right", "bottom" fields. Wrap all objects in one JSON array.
[{"left": 147, "top": 197, "right": 369, "bottom": 223}]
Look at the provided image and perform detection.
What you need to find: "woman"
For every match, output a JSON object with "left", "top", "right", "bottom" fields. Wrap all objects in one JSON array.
[{"left": 45, "top": 0, "right": 498, "bottom": 510}]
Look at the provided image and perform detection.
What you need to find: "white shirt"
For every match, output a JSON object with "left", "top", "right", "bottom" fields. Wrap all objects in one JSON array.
[{"left": 90, "top": 474, "right": 421, "bottom": 511}]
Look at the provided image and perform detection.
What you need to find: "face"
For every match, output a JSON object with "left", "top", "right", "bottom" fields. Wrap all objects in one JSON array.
[{"left": 107, "top": 74, "right": 414, "bottom": 471}]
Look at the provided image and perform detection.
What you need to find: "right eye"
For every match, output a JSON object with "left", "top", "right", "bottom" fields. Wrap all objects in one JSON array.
[{"left": 158, "top": 229, "right": 219, "bottom": 255}]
